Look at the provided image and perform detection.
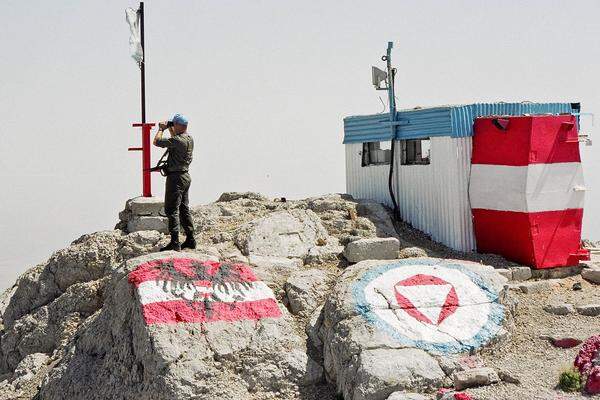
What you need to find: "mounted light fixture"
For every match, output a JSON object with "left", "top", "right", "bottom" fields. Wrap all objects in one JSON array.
[{"left": 371, "top": 66, "right": 388, "bottom": 90}]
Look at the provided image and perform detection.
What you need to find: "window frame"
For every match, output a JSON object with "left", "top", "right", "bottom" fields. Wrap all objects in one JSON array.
[
  {"left": 361, "top": 141, "right": 391, "bottom": 167},
  {"left": 400, "top": 138, "right": 431, "bottom": 166}
]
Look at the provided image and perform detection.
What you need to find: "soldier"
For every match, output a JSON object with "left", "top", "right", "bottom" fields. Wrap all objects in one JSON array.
[{"left": 153, "top": 113, "right": 196, "bottom": 251}]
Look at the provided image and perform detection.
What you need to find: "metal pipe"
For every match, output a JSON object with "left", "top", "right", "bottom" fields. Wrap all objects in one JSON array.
[
  {"left": 385, "top": 41, "right": 400, "bottom": 220},
  {"left": 139, "top": 1, "right": 146, "bottom": 123}
]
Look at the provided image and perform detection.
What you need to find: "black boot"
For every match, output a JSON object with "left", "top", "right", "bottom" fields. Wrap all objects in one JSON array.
[
  {"left": 181, "top": 234, "right": 196, "bottom": 249},
  {"left": 160, "top": 233, "right": 181, "bottom": 252}
]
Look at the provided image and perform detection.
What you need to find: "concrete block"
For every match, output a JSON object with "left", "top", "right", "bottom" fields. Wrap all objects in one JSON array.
[
  {"left": 127, "top": 215, "right": 168, "bottom": 234},
  {"left": 127, "top": 196, "right": 165, "bottom": 216},
  {"left": 343, "top": 237, "right": 400, "bottom": 263}
]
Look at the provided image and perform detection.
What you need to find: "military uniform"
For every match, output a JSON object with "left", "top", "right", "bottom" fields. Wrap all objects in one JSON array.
[{"left": 155, "top": 133, "right": 194, "bottom": 240}]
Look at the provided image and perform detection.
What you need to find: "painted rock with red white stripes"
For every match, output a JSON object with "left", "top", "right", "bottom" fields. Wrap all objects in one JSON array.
[
  {"left": 470, "top": 115, "right": 589, "bottom": 269},
  {"left": 128, "top": 256, "right": 282, "bottom": 324},
  {"left": 36, "top": 252, "right": 323, "bottom": 400}
]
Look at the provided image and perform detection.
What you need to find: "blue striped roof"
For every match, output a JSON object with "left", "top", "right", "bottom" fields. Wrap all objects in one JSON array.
[{"left": 343, "top": 102, "right": 576, "bottom": 143}]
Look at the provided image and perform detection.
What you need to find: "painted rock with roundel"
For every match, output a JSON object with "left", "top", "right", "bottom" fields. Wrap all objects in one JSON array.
[
  {"left": 36, "top": 252, "right": 322, "bottom": 400},
  {"left": 319, "top": 257, "right": 512, "bottom": 400}
]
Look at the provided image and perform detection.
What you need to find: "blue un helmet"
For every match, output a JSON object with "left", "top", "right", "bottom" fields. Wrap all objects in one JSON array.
[{"left": 170, "top": 113, "right": 188, "bottom": 126}]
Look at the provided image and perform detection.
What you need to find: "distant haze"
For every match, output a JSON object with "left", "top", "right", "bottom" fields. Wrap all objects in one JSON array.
[{"left": 1, "top": 0, "right": 599, "bottom": 291}]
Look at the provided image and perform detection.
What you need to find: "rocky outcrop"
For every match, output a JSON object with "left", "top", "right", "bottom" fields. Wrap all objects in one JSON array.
[
  {"left": 0, "top": 230, "right": 164, "bottom": 373},
  {"left": 235, "top": 209, "right": 330, "bottom": 260},
  {"left": 0, "top": 192, "right": 525, "bottom": 400},
  {"left": 36, "top": 252, "right": 321, "bottom": 400},
  {"left": 285, "top": 269, "right": 333, "bottom": 316},
  {"left": 318, "top": 258, "right": 511, "bottom": 400}
]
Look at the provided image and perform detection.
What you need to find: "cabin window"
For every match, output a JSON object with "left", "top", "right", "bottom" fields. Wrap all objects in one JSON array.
[
  {"left": 401, "top": 138, "right": 431, "bottom": 165},
  {"left": 361, "top": 141, "right": 391, "bottom": 166}
]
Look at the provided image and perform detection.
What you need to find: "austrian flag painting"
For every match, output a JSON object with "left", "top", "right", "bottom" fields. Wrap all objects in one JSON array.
[{"left": 128, "top": 257, "right": 282, "bottom": 324}]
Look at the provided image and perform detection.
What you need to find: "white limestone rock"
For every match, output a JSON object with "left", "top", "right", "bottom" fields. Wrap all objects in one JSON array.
[
  {"left": 343, "top": 237, "right": 400, "bottom": 263},
  {"left": 452, "top": 367, "right": 500, "bottom": 390},
  {"left": 235, "top": 209, "right": 329, "bottom": 259},
  {"left": 353, "top": 348, "right": 445, "bottom": 400},
  {"left": 285, "top": 269, "right": 333, "bottom": 315},
  {"left": 36, "top": 252, "right": 320, "bottom": 400},
  {"left": 320, "top": 258, "right": 511, "bottom": 400}
]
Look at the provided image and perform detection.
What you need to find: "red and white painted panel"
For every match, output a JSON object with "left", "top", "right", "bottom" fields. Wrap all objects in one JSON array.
[
  {"left": 469, "top": 115, "right": 589, "bottom": 268},
  {"left": 128, "top": 257, "right": 282, "bottom": 324}
]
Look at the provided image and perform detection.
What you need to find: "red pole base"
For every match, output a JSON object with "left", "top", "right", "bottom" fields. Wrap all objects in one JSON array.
[{"left": 132, "top": 123, "right": 155, "bottom": 197}]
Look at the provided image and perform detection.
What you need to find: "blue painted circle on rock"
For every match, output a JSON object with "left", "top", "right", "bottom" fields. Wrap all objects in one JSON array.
[{"left": 352, "top": 259, "right": 505, "bottom": 354}]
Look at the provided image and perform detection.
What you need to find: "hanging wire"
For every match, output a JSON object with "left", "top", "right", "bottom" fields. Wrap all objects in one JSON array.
[{"left": 378, "top": 96, "right": 387, "bottom": 114}]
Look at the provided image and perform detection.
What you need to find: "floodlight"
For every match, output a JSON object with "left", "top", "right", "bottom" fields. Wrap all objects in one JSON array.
[{"left": 372, "top": 66, "right": 388, "bottom": 90}]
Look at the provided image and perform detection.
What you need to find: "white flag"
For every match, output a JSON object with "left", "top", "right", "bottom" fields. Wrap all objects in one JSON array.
[{"left": 125, "top": 7, "right": 143, "bottom": 65}]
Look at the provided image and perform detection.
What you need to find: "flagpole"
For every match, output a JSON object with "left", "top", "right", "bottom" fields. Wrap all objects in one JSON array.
[{"left": 139, "top": 1, "right": 146, "bottom": 123}]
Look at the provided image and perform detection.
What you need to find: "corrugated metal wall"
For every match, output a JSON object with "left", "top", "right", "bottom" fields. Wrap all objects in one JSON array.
[
  {"left": 345, "top": 143, "right": 390, "bottom": 205},
  {"left": 345, "top": 137, "right": 476, "bottom": 252},
  {"left": 393, "top": 137, "right": 475, "bottom": 251}
]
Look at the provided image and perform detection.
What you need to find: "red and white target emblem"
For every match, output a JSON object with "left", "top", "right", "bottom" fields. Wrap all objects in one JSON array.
[
  {"left": 355, "top": 260, "right": 505, "bottom": 353},
  {"left": 394, "top": 274, "right": 459, "bottom": 326}
]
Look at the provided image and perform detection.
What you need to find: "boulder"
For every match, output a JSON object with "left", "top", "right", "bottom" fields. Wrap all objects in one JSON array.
[
  {"left": 11, "top": 352, "right": 50, "bottom": 389},
  {"left": 217, "top": 192, "right": 269, "bottom": 202},
  {"left": 543, "top": 303, "right": 575, "bottom": 316},
  {"left": 582, "top": 268, "right": 600, "bottom": 284},
  {"left": 494, "top": 268, "right": 512, "bottom": 281},
  {"left": 398, "top": 247, "right": 428, "bottom": 259},
  {"left": 304, "top": 239, "right": 344, "bottom": 265},
  {"left": 36, "top": 252, "right": 320, "bottom": 400},
  {"left": 343, "top": 237, "right": 400, "bottom": 263},
  {"left": 509, "top": 266, "right": 532, "bottom": 282},
  {"left": 452, "top": 367, "right": 499, "bottom": 390},
  {"left": 306, "top": 306, "right": 324, "bottom": 349},
  {"left": 576, "top": 304, "right": 600, "bottom": 317},
  {"left": 284, "top": 269, "right": 332, "bottom": 315},
  {"left": 510, "top": 279, "right": 561, "bottom": 294},
  {"left": 235, "top": 209, "right": 329, "bottom": 259},
  {"left": 531, "top": 265, "right": 583, "bottom": 280},
  {"left": 353, "top": 348, "right": 445, "bottom": 400},
  {"left": 355, "top": 201, "right": 399, "bottom": 239},
  {"left": 320, "top": 258, "right": 510, "bottom": 400}
]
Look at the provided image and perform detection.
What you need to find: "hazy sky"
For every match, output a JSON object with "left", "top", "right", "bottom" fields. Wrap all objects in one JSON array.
[{"left": 1, "top": 0, "right": 599, "bottom": 290}]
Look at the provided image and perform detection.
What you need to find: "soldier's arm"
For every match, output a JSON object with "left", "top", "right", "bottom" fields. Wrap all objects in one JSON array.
[{"left": 153, "top": 122, "right": 173, "bottom": 147}]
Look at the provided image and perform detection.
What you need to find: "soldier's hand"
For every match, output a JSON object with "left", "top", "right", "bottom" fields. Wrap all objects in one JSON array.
[{"left": 158, "top": 121, "right": 168, "bottom": 130}]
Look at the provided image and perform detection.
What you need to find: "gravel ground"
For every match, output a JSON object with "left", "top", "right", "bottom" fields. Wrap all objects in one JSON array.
[{"left": 466, "top": 275, "right": 600, "bottom": 400}]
